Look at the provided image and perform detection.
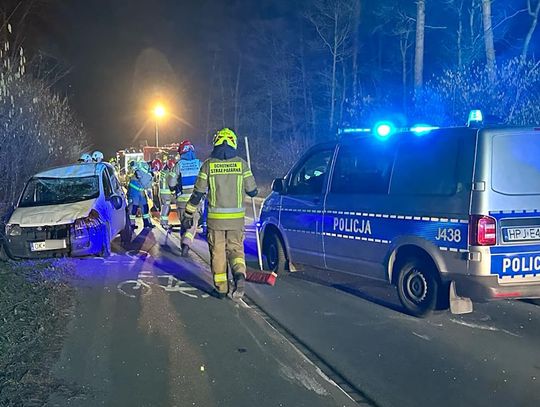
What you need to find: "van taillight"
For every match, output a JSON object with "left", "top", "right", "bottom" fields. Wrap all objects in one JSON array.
[{"left": 469, "top": 215, "right": 497, "bottom": 246}]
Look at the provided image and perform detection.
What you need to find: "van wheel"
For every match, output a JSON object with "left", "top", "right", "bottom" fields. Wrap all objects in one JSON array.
[
  {"left": 263, "top": 232, "right": 287, "bottom": 274},
  {"left": 396, "top": 257, "right": 439, "bottom": 317},
  {"left": 120, "top": 211, "right": 133, "bottom": 246},
  {"left": 0, "top": 243, "right": 10, "bottom": 262}
]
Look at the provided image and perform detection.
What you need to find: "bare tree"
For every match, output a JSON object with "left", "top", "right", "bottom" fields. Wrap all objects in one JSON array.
[
  {"left": 414, "top": 0, "right": 426, "bottom": 90},
  {"left": 308, "top": 0, "right": 356, "bottom": 130},
  {"left": 522, "top": 0, "right": 540, "bottom": 60}
]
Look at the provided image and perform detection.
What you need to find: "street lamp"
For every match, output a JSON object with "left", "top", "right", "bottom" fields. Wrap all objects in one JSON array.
[{"left": 153, "top": 104, "right": 166, "bottom": 147}]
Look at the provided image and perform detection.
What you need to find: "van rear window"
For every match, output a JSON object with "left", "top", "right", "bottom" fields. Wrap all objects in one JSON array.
[{"left": 492, "top": 134, "right": 540, "bottom": 195}]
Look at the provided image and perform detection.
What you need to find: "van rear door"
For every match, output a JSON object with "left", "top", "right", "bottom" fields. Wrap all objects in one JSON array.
[{"left": 477, "top": 129, "right": 540, "bottom": 284}]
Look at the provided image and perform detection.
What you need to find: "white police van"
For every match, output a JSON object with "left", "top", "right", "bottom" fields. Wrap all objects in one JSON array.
[{"left": 259, "top": 111, "right": 540, "bottom": 316}]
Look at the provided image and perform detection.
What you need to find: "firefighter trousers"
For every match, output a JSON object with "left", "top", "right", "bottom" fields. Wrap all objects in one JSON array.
[
  {"left": 178, "top": 204, "right": 200, "bottom": 248},
  {"left": 160, "top": 193, "right": 173, "bottom": 227},
  {"left": 207, "top": 228, "right": 246, "bottom": 294}
]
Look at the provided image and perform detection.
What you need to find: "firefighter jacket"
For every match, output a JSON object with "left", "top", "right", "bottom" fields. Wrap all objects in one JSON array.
[
  {"left": 159, "top": 169, "right": 173, "bottom": 197},
  {"left": 186, "top": 156, "right": 257, "bottom": 230},
  {"left": 173, "top": 157, "right": 201, "bottom": 206}
]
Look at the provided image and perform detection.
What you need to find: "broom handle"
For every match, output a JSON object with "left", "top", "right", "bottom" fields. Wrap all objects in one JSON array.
[{"left": 244, "top": 136, "right": 264, "bottom": 271}]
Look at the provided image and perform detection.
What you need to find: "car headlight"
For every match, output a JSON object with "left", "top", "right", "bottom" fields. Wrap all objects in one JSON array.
[{"left": 6, "top": 224, "right": 21, "bottom": 236}]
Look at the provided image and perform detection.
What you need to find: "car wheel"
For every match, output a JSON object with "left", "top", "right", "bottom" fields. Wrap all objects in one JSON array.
[
  {"left": 396, "top": 257, "right": 439, "bottom": 317},
  {"left": 101, "top": 221, "right": 112, "bottom": 258},
  {"left": 263, "top": 231, "right": 287, "bottom": 274},
  {"left": 120, "top": 211, "right": 133, "bottom": 246},
  {"left": 0, "top": 242, "right": 10, "bottom": 262}
]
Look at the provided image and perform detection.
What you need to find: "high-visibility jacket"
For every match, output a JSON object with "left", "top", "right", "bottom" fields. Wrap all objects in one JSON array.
[
  {"left": 186, "top": 157, "right": 257, "bottom": 230},
  {"left": 174, "top": 158, "right": 201, "bottom": 205},
  {"left": 159, "top": 169, "right": 173, "bottom": 197}
]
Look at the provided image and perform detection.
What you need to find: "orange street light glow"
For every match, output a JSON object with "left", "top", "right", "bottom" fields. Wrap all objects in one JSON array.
[{"left": 154, "top": 105, "right": 166, "bottom": 118}]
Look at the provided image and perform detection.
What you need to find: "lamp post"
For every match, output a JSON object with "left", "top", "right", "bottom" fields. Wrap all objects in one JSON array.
[{"left": 153, "top": 104, "right": 166, "bottom": 147}]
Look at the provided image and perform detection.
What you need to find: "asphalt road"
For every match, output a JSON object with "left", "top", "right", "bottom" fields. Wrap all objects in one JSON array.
[
  {"left": 49, "top": 212, "right": 540, "bottom": 407},
  {"left": 48, "top": 223, "right": 357, "bottom": 407}
]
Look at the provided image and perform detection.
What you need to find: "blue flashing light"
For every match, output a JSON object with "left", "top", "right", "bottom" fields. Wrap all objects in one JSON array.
[
  {"left": 410, "top": 124, "right": 439, "bottom": 136},
  {"left": 339, "top": 128, "right": 372, "bottom": 135},
  {"left": 468, "top": 109, "right": 483, "bottom": 127},
  {"left": 373, "top": 121, "right": 395, "bottom": 139}
]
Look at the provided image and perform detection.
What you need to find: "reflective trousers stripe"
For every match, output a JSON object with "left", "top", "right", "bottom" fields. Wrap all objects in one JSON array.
[
  {"left": 214, "top": 273, "right": 228, "bottom": 283},
  {"left": 207, "top": 212, "right": 244, "bottom": 220},
  {"left": 142, "top": 214, "right": 151, "bottom": 219},
  {"left": 231, "top": 257, "right": 245, "bottom": 267},
  {"left": 186, "top": 203, "right": 198, "bottom": 214},
  {"left": 184, "top": 232, "right": 194, "bottom": 241}
]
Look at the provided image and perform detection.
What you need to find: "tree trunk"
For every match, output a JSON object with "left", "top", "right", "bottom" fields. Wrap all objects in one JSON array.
[
  {"left": 522, "top": 0, "right": 540, "bottom": 61},
  {"left": 339, "top": 56, "right": 347, "bottom": 126},
  {"left": 330, "top": 11, "right": 338, "bottom": 130},
  {"left": 351, "top": 0, "right": 361, "bottom": 100},
  {"left": 414, "top": 0, "right": 426, "bottom": 90},
  {"left": 481, "top": 0, "right": 496, "bottom": 81},
  {"left": 456, "top": 1, "right": 464, "bottom": 68},
  {"left": 400, "top": 36, "right": 409, "bottom": 112}
]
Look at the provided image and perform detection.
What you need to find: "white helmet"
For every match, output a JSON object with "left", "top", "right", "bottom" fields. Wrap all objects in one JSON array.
[
  {"left": 79, "top": 153, "right": 92, "bottom": 163},
  {"left": 92, "top": 151, "right": 104, "bottom": 163}
]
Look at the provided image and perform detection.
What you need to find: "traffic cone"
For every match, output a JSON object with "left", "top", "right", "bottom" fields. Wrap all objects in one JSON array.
[{"left": 246, "top": 270, "right": 277, "bottom": 286}]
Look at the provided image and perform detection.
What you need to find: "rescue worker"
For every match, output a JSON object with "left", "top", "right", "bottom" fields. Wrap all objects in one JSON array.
[
  {"left": 182, "top": 128, "right": 257, "bottom": 299},
  {"left": 78, "top": 153, "right": 93, "bottom": 163},
  {"left": 92, "top": 151, "right": 104, "bottom": 163},
  {"left": 173, "top": 140, "right": 202, "bottom": 257},
  {"left": 156, "top": 158, "right": 173, "bottom": 228},
  {"left": 127, "top": 161, "right": 154, "bottom": 229}
]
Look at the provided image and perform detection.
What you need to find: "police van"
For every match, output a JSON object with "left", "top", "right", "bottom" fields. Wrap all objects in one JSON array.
[{"left": 259, "top": 111, "right": 540, "bottom": 316}]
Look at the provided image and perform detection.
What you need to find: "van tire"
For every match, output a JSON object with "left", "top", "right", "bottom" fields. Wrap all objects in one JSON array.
[
  {"left": 263, "top": 231, "right": 287, "bottom": 275},
  {"left": 101, "top": 221, "right": 112, "bottom": 258},
  {"left": 396, "top": 257, "right": 439, "bottom": 317},
  {"left": 120, "top": 211, "right": 133, "bottom": 246}
]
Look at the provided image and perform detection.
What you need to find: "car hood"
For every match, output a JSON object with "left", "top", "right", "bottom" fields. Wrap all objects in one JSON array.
[{"left": 9, "top": 199, "right": 97, "bottom": 227}]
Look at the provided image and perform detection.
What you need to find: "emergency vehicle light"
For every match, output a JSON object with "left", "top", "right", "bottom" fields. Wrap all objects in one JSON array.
[
  {"left": 467, "top": 109, "right": 483, "bottom": 127},
  {"left": 339, "top": 127, "right": 372, "bottom": 134},
  {"left": 410, "top": 125, "right": 439, "bottom": 136},
  {"left": 373, "top": 121, "right": 396, "bottom": 140}
]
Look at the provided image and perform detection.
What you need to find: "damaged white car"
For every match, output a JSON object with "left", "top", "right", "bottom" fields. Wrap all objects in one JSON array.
[{"left": 3, "top": 162, "right": 132, "bottom": 259}]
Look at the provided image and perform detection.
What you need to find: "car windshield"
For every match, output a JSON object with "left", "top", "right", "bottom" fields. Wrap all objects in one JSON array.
[{"left": 19, "top": 176, "right": 100, "bottom": 207}]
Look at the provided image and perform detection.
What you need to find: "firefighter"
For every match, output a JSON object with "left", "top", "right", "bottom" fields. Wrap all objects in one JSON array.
[
  {"left": 173, "top": 140, "right": 202, "bottom": 257},
  {"left": 182, "top": 128, "right": 257, "bottom": 299},
  {"left": 159, "top": 158, "right": 176, "bottom": 228},
  {"left": 127, "top": 161, "right": 154, "bottom": 229}
]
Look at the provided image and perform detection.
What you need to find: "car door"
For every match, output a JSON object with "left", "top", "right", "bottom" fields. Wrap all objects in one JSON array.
[
  {"left": 323, "top": 141, "right": 395, "bottom": 279},
  {"left": 101, "top": 170, "right": 124, "bottom": 236},
  {"left": 279, "top": 147, "right": 335, "bottom": 268}
]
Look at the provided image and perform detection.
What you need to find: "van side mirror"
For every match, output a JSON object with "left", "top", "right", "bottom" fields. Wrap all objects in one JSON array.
[
  {"left": 272, "top": 178, "right": 285, "bottom": 194},
  {"left": 110, "top": 195, "right": 124, "bottom": 210}
]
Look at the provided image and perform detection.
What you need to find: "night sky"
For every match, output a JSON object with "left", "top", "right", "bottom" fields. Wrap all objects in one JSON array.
[{"left": 20, "top": 0, "right": 538, "bottom": 156}]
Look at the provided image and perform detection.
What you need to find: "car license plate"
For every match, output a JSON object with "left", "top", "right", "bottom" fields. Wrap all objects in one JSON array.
[
  {"left": 502, "top": 227, "right": 540, "bottom": 242},
  {"left": 30, "top": 240, "right": 67, "bottom": 252}
]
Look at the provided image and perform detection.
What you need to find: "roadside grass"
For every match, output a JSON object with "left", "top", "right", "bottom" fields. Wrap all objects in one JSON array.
[{"left": 0, "top": 259, "right": 79, "bottom": 406}]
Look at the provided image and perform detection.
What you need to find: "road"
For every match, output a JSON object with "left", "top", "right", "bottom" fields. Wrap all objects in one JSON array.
[{"left": 49, "top": 213, "right": 540, "bottom": 407}]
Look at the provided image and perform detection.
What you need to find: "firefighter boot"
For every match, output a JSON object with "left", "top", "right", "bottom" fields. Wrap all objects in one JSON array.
[{"left": 232, "top": 273, "right": 246, "bottom": 300}]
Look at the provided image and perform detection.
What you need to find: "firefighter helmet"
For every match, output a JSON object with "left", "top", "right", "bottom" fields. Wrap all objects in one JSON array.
[
  {"left": 92, "top": 151, "right": 104, "bottom": 163},
  {"left": 151, "top": 159, "right": 163, "bottom": 172},
  {"left": 79, "top": 153, "right": 93, "bottom": 163},
  {"left": 213, "top": 128, "right": 237, "bottom": 149},
  {"left": 166, "top": 158, "right": 176, "bottom": 169},
  {"left": 179, "top": 139, "right": 195, "bottom": 154}
]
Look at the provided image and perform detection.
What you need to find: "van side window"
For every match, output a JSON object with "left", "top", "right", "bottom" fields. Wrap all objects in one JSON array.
[
  {"left": 390, "top": 135, "right": 459, "bottom": 196},
  {"left": 287, "top": 149, "right": 333, "bottom": 196},
  {"left": 331, "top": 145, "right": 394, "bottom": 195},
  {"left": 102, "top": 172, "right": 113, "bottom": 198}
]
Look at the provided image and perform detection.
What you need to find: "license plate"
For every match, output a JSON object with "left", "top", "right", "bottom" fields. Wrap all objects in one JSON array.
[
  {"left": 502, "top": 227, "right": 540, "bottom": 242},
  {"left": 30, "top": 240, "right": 67, "bottom": 252}
]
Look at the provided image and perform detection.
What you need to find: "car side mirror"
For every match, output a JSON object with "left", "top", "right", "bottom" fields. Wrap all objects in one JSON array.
[
  {"left": 272, "top": 178, "right": 285, "bottom": 194},
  {"left": 110, "top": 195, "right": 124, "bottom": 210}
]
